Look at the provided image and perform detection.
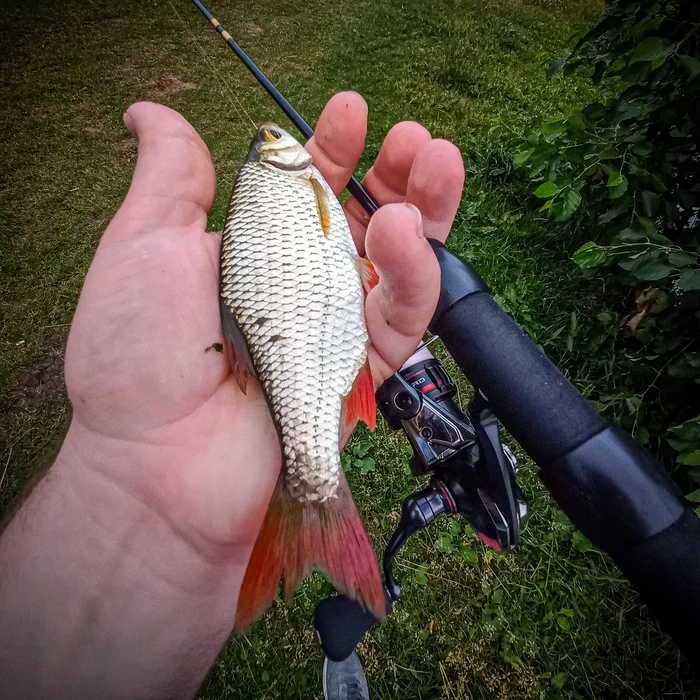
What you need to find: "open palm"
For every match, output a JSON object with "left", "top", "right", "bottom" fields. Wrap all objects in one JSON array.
[{"left": 64, "top": 94, "right": 465, "bottom": 560}]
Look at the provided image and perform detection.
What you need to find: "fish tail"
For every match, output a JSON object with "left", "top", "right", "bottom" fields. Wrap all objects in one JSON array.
[{"left": 235, "top": 474, "right": 385, "bottom": 631}]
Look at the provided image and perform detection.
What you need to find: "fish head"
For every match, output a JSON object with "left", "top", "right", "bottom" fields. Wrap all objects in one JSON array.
[{"left": 247, "top": 124, "right": 312, "bottom": 171}]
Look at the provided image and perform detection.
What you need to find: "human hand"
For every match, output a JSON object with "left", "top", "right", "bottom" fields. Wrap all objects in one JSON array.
[{"left": 63, "top": 92, "right": 465, "bottom": 565}]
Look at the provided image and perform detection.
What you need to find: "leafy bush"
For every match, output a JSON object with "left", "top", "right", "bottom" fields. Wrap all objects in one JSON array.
[{"left": 513, "top": 0, "right": 700, "bottom": 487}]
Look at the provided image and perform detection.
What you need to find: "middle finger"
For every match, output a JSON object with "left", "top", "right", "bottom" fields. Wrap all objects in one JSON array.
[{"left": 345, "top": 121, "right": 431, "bottom": 254}]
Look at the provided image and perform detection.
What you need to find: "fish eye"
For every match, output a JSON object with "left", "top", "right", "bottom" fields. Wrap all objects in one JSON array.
[{"left": 264, "top": 128, "right": 282, "bottom": 141}]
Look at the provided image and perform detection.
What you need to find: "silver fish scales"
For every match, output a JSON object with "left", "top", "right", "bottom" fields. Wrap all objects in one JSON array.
[
  {"left": 221, "top": 124, "right": 384, "bottom": 629},
  {"left": 221, "top": 147, "right": 365, "bottom": 501}
]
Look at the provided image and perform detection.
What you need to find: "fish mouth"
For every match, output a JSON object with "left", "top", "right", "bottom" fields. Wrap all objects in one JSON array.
[{"left": 246, "top": 142, "right": 312, "bottom": 170}]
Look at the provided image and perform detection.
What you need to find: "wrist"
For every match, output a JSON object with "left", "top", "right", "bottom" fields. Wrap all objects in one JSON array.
[
  {"left": 1, "top": 421, "right": 247, "bottom": 698},
  {"left": 56, "top": 419, "right": 252, "bottom": 585}
]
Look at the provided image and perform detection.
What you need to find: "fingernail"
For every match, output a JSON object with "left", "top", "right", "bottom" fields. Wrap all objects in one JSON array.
[
  {"left": 123, "top": 111, "right": 135, "bottom": 135},
  {"left": 405, "top": 203, "right": 423, "bottom": 235}
]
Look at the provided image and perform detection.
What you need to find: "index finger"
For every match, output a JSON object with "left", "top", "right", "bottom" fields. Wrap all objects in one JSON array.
[{"left": 305, "top": 92, "right": 368, "bottom": 197}]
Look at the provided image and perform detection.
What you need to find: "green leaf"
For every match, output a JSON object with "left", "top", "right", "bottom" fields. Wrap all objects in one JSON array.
[
  {"left": 618, "top": 216, "right": 656, "bottom": 241},
  {"left": 436, "top": 532, "right": 455, "bottom": 554},
  {"left": 678, "top": 269, "right": 700, "bottom": 291},
  {"left": 559, "top": 608, "right": 575, "bottom": 618},
  {"left": 541, "top": 117, "right": 567, "bottom": 135},
  {"left": 460, "top": 546, "right": 479, "bottom": 565},
  {"left": 599, "top": 196, "right": 633, "bottom": 224},
  {"left": 668, "top": 355, "right": 700, "bottom": 379},
  {"left": 560, "top": 189, "right": 582, "bottom": 219},
  {"left": 679, "top": 451, "right": 700, "bottom": 467},
  {"left": 513, "top": 148, "right": 534, "bottom": 166},
  {"left": 652, "top": 335, "right": 681, "bottom": 355},
  {"left": 619, "top": 248, "right": 658, "bottom": 271},
  {"left": 598, "top": 146, "right": 621, "bottom": 160},
  {"left": 412, "top": 567, "right": 428, "bottom": 586},
  {"left": 566, "top": 111, "right": 587, "bottom": 130},
  {"left": 633, "top": 261, "right": 673, "bottom": 281},
  {"left": 573, "top": 242, "right": 609, "bottom": 269},
  {"left": 572, "top": 531, "right": 594, "bottom": 552},
  {"left": 629, "top": 37, "right": 672, "bottom": 65},
  {"left": 547, "top": 55, "right": 568, "bottom": 77},
  {"left": 668, "top": 415, "right": 700, "bottom": 442},
  {"left": 608, "top": 172, "right": 628, "bottom": 199},
  {"left": 262, "top": 670, "right": 270, "bottom": 683},
  {"left": 679, "top": 55, "right": 700, "bottom": 79},
  {"left": 360, "top": 457, "right": 376, "bottom": 472},
  {"left": 607, "top": 171, "right": 624, "bottom": 187},
  {"left": 669, "top": 251, "right": 696, "bottom": 268},
  {"left": 355, "top": 441, "right": 372, "bottom": 458},
  {"left": 687, "top": 488, "right": 700, "bottom": 504},
  {"left": 534, "top": 181, "right": 559, "bottom": 198},
  {"left": 632, "top": 141, "right": 653, "bottom": 156},
  {"left": 551, "top": 672, "right": 568, "bottom": 690},
  {"left": 556, "top": 615, "right": 570, "bottom": 631}
]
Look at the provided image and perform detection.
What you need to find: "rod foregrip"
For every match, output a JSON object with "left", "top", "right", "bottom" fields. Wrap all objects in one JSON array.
[{"left": 428, "top": 241, "right": 699, "bottom": 664}]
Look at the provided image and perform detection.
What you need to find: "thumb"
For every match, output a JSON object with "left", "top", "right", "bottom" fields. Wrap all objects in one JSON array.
[
  {"left": 364, "top": 203, "right": 441, "bottom": 384},
  {"left": 111, "top": 102, "right": 216, "bottom": 238}
]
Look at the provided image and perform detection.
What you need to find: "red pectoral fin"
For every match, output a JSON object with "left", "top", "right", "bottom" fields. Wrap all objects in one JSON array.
[
  {"left": 356, "top": 257, "right": 379, "bottom": 296},
  {"left": 342, "top": 360, "right": 376, "bottom": 432}
]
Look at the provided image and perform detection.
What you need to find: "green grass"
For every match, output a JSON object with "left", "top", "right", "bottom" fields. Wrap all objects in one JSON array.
[{"left": 1, "top": 0, "right": 698, "bottom": 697}]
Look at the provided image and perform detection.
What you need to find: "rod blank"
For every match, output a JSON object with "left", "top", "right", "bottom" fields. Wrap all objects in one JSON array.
[{"left": 190, "top": 0, "right": 378, "bottom": 214}]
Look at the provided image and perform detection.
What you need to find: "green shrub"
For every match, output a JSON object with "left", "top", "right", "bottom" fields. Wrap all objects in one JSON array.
[{"left": 514, "top": 0, "right": 700, "bottom": 490}]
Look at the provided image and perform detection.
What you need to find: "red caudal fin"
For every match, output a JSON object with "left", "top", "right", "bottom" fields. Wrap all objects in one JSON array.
[
  {"left": 356, "top": 257, "right": 379, "bottom": 296},
  {"left": 342, "top": 359, "right": 376, "bottom": 432},
  {"left": 235, "top": 474, "right": 385, "bottom": 631}
]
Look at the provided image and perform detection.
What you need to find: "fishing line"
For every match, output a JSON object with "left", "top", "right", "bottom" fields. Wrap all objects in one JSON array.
[
  {"left": 168, "top": 0, "right": 257, "bottom": 134},
  {"left": 189, "top": 0, "right": 380, "bottom": 215}
]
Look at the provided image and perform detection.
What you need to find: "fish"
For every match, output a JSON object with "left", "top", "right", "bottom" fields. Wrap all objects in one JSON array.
[{"left": 219, "top": 123, "right": 385, "bottom": 630}]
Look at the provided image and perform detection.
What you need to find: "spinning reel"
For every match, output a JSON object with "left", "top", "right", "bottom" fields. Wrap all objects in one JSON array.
[
  {"left": 375, "top": 352, "right": 528, "bottom": 602},
  {"left": 314, "top": 348, "right": 530, "bottom": 662}
]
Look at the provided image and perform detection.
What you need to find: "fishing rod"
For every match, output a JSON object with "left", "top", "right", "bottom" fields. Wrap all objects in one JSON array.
[
  {"left": 190, "top": 0, "right": 700, "bottom": 670},
  {"left": 189, "top": 0, "right": 379, "bottom": 215}
]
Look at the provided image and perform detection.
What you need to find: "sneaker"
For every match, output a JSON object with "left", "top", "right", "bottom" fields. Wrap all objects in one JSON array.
[{"left": 322, "top": 651, "right": 369, "bottom": 700}]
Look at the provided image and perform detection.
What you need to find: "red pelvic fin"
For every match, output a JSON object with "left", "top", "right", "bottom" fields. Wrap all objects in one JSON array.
[
  {"left": 341, "top": 359, "right": 376, "bottom": 433},
  {"left": 356, "top": 257, "right": 379, "bottom": 296},
  {"left": 220, "top": 299, "right": 257, "bottom": 394},
  {"left": 235, "top": 474, "right": 385, "bottom": 631}
]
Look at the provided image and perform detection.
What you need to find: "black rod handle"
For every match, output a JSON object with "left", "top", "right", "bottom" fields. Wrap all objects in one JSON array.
[{"left": 428, "top": 240, "right": 699, "bottom": 666}]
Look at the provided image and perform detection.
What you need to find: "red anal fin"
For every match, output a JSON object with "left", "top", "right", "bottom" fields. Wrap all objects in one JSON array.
[
  {"left": 342, "top": 359, "right": 376, "bottom": 433},
  {"left": 356, "top": 257, "right": 379, "bottom": 296},
  {"left": 235, "top": 474, "right": 385, "bottom": 632}
]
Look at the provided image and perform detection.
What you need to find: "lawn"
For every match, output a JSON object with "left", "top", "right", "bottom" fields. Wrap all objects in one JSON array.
[{"left": 1, "top": 0, "right": 698, "bottom": 697}]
